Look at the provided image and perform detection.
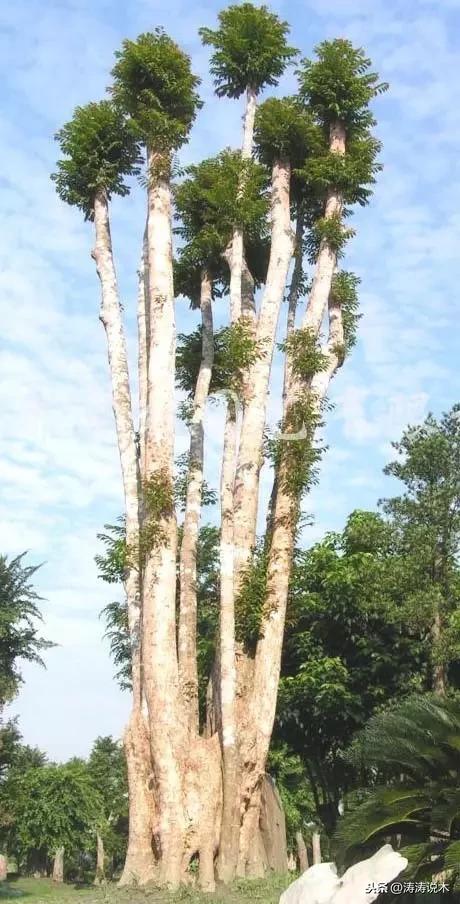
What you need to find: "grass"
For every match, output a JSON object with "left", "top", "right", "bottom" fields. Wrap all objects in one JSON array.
[{"left": 0, "top": 875, "right": 290, "bottom": 903}]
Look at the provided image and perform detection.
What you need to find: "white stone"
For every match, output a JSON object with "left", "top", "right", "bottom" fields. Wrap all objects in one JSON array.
[{"left": 279, "top": 845, "right": 408, "bottom": 904}]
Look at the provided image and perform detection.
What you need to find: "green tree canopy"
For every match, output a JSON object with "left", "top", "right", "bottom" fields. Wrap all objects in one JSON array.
[
  {"left": 0, "top": 553, "right": 52, "bottom": 708},
  {"left": 174, "top": 149, "right": 269, "bottom": 304},
  {"left": 274, "top": 509, "right": 428, "bottom": 833},
  {"left": 298, "top": 39, "right": 388, "bottom": 135},
  {"left": 254, "top": 96, "right": 323, "bottom": 170},
  {"left": 110, "top": 29, "right": 201, "bottom": 153},
  {"left": 200, "top": 3, "right": 297, "bottom": 98},
  {"left": 382, "top": 405, "right": 460, "bottom": 692},
  {"left": 2, "top": 761, "right": 104, "bottom": 872},
  {"left": 51, "top": 101, "right": 141, "bottom": 220}
]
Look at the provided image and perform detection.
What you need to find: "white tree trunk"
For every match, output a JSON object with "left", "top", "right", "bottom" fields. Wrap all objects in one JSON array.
[
  {"left": 94, "top": 833, "right": 106, "bottom": 885},
  {"left": 178, "top": 270, "right": 214, "bottom": 735},
  {"left": 243, "top": 293, "right": 345, "bottom": 849},
  {"left": 242, "top": 85, "right": 257, "bottom": 159},
  {"left": 52, "top": 847, "right": 64, "bottom": 883},
  {"left": 92, "top": 191, "right": 141, "bottom": 700},
  {"left": 312, "top": 831, "right": 322, "bottom": 865},
  {"left": 0, "top": 855, "right": 7, "bottom": 882},
  {"left": 302, "top": 122, "right": 345, "bottom": 337},
  {"left": 216, "top": 89, "right": 258, "bottom": 875},
  {"left": 296, "top": 830, "right": 309, "bottom": 873},
  {"left": 236, "top": 123, "right": 347, "bottom": 867},
  {"left": 232, "top": 160, "right": 294, "bottom": 587},
  {"left": 142, "top": 153, "right": 184, "bottom": 887},
  {"left": 92, "top": 192, "right": 155, "bottom": 885},
  {"left": 138, "top": 226, "right": 149, "bottom": 480},
  {"left": 229, "top": 85, "right": 258, "bottom": 323},
  {"left": 216, "top": 395, "right": 240, "bottom": 882}
]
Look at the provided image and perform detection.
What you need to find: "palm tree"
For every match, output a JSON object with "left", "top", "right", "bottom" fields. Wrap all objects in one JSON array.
[{"left": 336, "top": 695, "right": 460, "bottom": 898}]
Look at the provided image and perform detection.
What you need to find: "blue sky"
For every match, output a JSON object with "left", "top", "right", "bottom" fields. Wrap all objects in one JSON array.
[{"left": 1, "top": 0, "right": 459, "bottom": 759}]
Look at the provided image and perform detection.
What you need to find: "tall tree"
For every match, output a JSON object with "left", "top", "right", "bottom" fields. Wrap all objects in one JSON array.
[
  {"left": 200, "top": 10, "right": 296, "bottom": 879},
  {"left": 236, "top": 41, "right": 386, "bottom": 877},
  {"left": 53, "top": 13, "right": 386, "bottom": 889},
  {"left": 110, "top": 33, "right": 202, "bottom": 886},
  {"left": 381, "top": 405, "right": 460, "bottom": 696}
]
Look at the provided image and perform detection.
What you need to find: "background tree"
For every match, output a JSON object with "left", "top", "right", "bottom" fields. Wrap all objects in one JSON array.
[
  {"left": 0, "top": 552, "right": 52, "bottom": 881},
  {"left": 2, "top": 762, "right": 104, "bottom": 881},
  {"left": 381, "top": 406, "right": 460, "bottom": 696},
  {"left": 87, "top": 737, "right": 128, "bottom": 881},
  {"left": 275, "top": 511, "right": 428, "bottom": 838},
  {"left": 0, "top": 554, "right": 52, "bottom": 710}
]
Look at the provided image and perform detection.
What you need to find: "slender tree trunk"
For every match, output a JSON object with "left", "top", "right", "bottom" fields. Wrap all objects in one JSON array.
[
  {"left": 142, "top": 152, "right": 185, "bottom": 887},
  {"left": 265, "top": 206, "right": 305, "bottom": 546},
  {"left": 296, "top": 831, "right": 308, "bottom": 873},
  {"left": 0, "top": 855, "right": 7, "bottom": 882},
  {"left": 94, "top": 833, "right": 106, "bottom": 885},
  {"left": 229, "top": 85, "right": 258, "bottom": 323},
  {"left": 217, "top": 395, "right": 240, "bottom": 882},
  {"left": 232, "top": 160, "right": 294, "bottom": 586},
  {"left": 216, "top": 90, "right": 258, "bottom": 875},
  {"left": 52, "top": 847, "right": 64, "bottom": 883},
  {"left": 238, "top": 159, "right": 346, "bottom": 864},
  {"left": 249, "top": 120, "right": 345, "bottom": 728},
  {"left": 92, "top": 192, "right": 156, "bottom": 884},
  {"left": 302, "top": 122, "right": 345, "bottom": 336},
  {"left": 138, "top": 226, "right": 149, "bottom": 479},
  {"left": 179, "top": 270, "right": 214, "bottom": 735},
  {"left": 312, "top": 832, "right": 322, "bottom": 865},
  {"left": 93, "top": 190, "right": 141, "bottom": 699},
  {"left": 431, "top": 603, "right": 446, "bottom": 695},
  {"left": 283, "top": 206, "right": 306, "bottom": 406},
  {"left": 241, "top": 85, "right": 257, "bottom": 159}
]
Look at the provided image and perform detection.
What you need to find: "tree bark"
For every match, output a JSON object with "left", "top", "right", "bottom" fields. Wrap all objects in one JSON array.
[
  {"left": 216, "top": 395, "right": 240, "bottom": 882},
  {"left": 138, "top": 226, "right": 149, "bottom": 480},
  {"left": 118, "top": 711, "right": 156, "bottom": 886},
  {"left": 0, "top": 855, "right": 7, "bottom": 882},
  {"left": 142, "top": 152, "right": 185, "bottom": 887},
  {"left": 92, "top": 191, "right": 155, "bottom": 884},
  {"left": 232, "top": 160, "right": 294, "bottom": 587},
  {"left": 229, "top": 85, "right": 258, "bottom": 323},
  {"left": 237, "top": 122, "right": 346, "bottom": 862},
  {"left": 52, "top": 847, "right": 64, "bottom": 883},
  {"left": 94, "top": 833, "right": 106, "bottom": 886},
  {"left": 259, "top": 775, "right": 288, "bottom": 873},
  {"left": 216, "top": 91, "right": 259, "bottom": 873},
  {"left": 179, "top": 270, "right": 214, "bottom": 736},
  {"left": 431, "top": 603, "right": 446, "bottom": 696},
  {"left": 296, "top": 831, "right": 309, "bottom": 873},
  {"left": 242, "top": 85, "right": 257, "bottom": 159},
  {"left": 312, "top": 831, "right": 322, "bottom": 865},
  {"left": 92, "top": 190, "right": 141, "bottom": 704}
]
